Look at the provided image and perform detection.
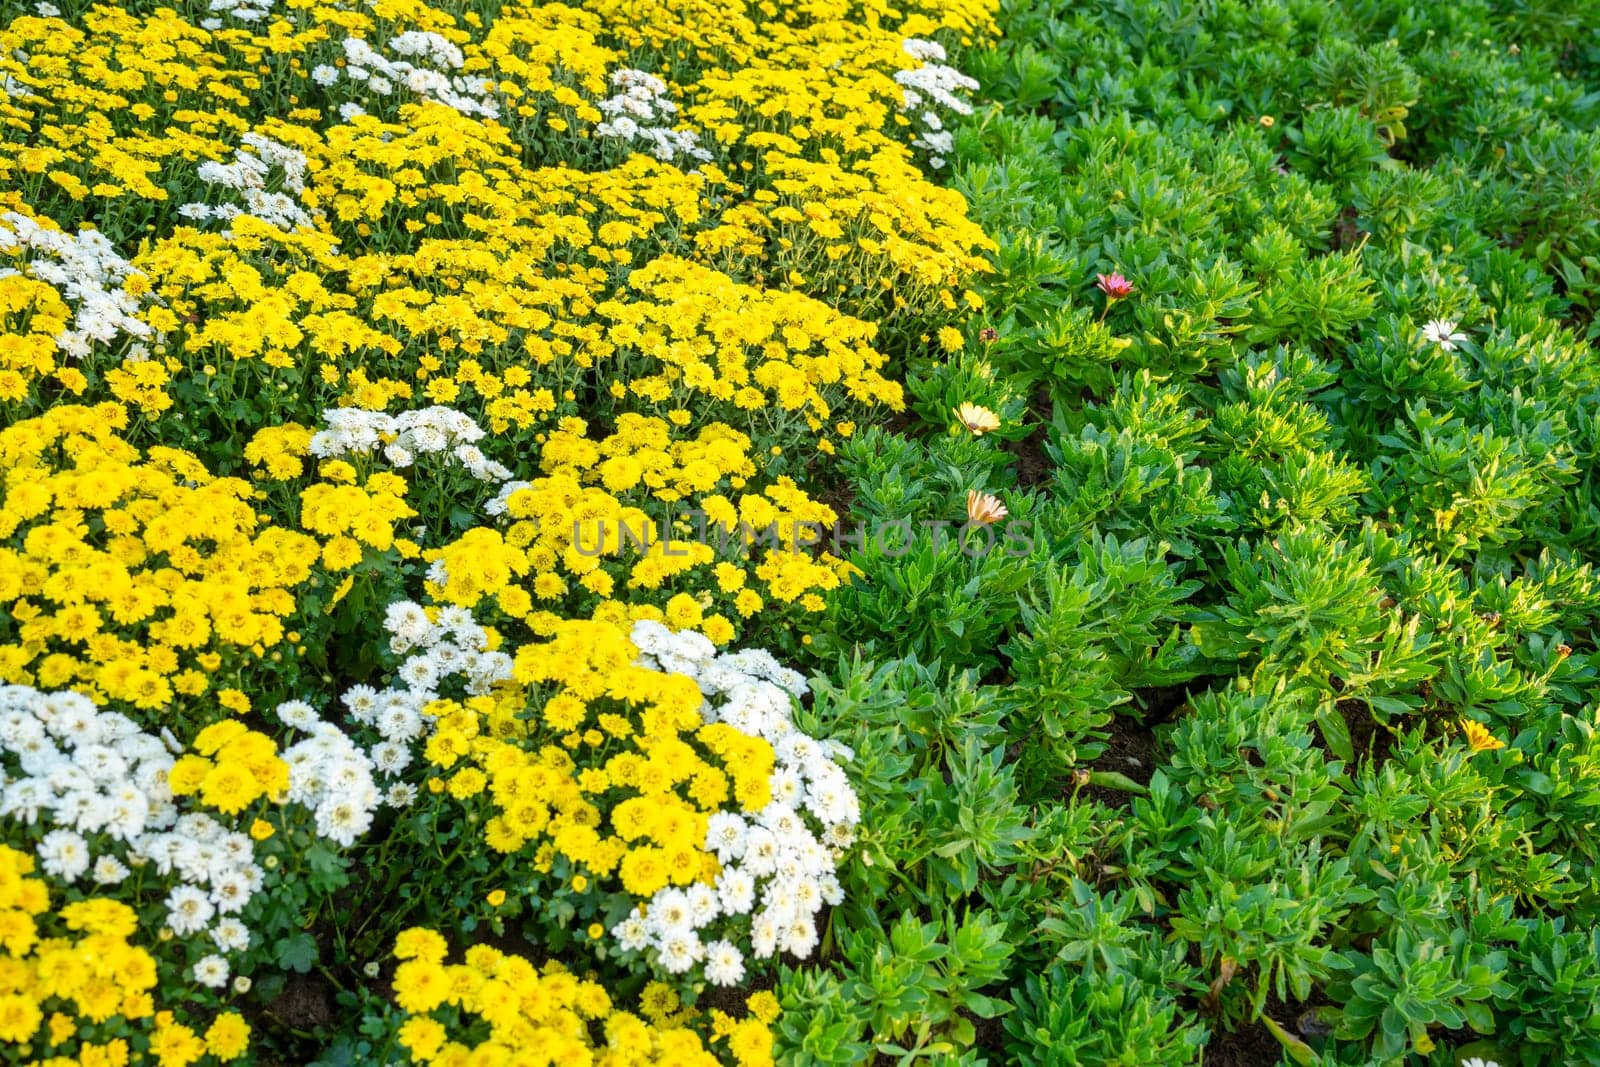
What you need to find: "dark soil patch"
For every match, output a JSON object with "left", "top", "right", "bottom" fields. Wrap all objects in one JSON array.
[
  {"left": 1133, "top": 681, "right": 1197, "bottom": 726},
  {"left": 1197, "top": 986, "right": 1311, "bottom": 1067},
  {"left": 969, "top": 1008, "right": 1007, "bottom": 1055},
  {"left": 1077, "top": 713, "right": 1161, "bottom": 808},
  {"left": 1098, "top": 712, "right": 1159, "bottom": 786},
  {"left": 816, "top": 478, "right": 858, "bottom": 526},
  {"left": 479, "top": 924, "right": 547, "bottom": 965},
  {"left": 259, "top": 970, "right": 336, "bottom": 1034},
  {"left": 882, "top": 408, "right": 917, "bottom": 437},
  {"left": 1331, "top": 205, "right": 1361, "bottom": 251},
  {"left": 1338, "top": 698, "right": 1398, "bottom": 766},
  {"left": 1005, "top": 385, "right": 1055, "bottom": 490},
  {"left": 1203, "top": 1016, "right": 1292, "bottom": 1067},
  {"left": 1004, "top": 426, "right": 1053, "bottom": 491}
]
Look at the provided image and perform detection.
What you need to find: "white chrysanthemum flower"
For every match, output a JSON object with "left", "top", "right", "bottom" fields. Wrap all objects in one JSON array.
[
  {"left": 769, "top": 767, "right": 804, "bottom": 807},
  {"left": 213, "top": 917, "right": 252, "bottom": 953},
  {"left": 92, "top": 855, "right": 130, "bottom": 885},
  {"left": 613, "top": 914, "right": 650, "bottom": 952},
  {"left": 783, "top": 915, "right": 819, "bottom": 957},
  {"left": 166, "top": 885, "right": 216, "bottom": 936},
  {"left": 717, "top": 868, "right": 756, "bottom": 915},
  {"left": 371, "top": 741, "right": 411, "bottom": 775},
  {"left": 742, "top": 827, "right": 781, "bottom": 877},
  {"left": 210, "top": 870, "right": 253, "bottom": 914},
  {"left": 705, "top": 812, "right": 748, "bottom": 861},
  {"left": 342, "top": 685, "right": 381, "bottom": 724},
  {"left": 193, "top": 954, "right": 230, "bottom": 988},
  {"left": 704, "top": 940, "right": 746, "bottom": 985},
  {"left": 396, "top": 657, "right": 440, "bottom": 693},
  {"left": 823, "top": 822, "right": 856, "bottom": 850},
  {"left": 686, "top": 883, "right": 720, "bottom": 927},
  {"left": 276, "top": 700, "right": 320, "bottom": 731},
  {"left": 750, "top": 911, "right": 779, "bottom": 958},
  {"left": 648, "top": 888, "right": 694, "bottom": 934},
  {"left": 37, "top": 829, "right": 90, "bottom": 881},
  {"left": 656, "top": 929, "right": 703, "bottom": 973}
]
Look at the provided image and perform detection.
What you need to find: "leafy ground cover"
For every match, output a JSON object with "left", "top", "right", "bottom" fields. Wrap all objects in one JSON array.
[
  {"left": 789, "top": 1, "right": 1600, "bottom": 1064},
  {"left": 2, "top": 0, "right": 1600, "bottom": 1065}
]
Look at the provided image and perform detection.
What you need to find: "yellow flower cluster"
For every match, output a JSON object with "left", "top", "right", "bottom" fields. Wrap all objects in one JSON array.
[
  {"left": 168, "top": 721, "right": 291, "bottom": 816},
  {"left": 388, "top": 930, "right": 775, "bottom": 1067},
  {"left": 299, "top": 472, "right": 418, "bottom": 570},
  {"left": 0, "top": 846, "right": 247, "bottom": 1064},
  {"left": 0, "top": 0, "right": 990, "bottom": 655},
  {"left": 450, "top": 468, "right": 845, "bottom": 641},
  {"left": 593, "top": 257, "right": 902, "bottom": 428},
  {"left": 420, "top": 620, "right": 772, "bottom": 900},
  {"left": 0, "top": 404, "right": 319, "bottom": 707},
  {"left": 0, "top": 271, "right": 76, "bottom": 404},
  {"left": 0, "top": 0, "right": 998, "bottom": 1058}
]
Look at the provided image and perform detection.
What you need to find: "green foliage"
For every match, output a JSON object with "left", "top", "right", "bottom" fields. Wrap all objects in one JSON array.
[
  {"left": 1286, "top": 106, "right": 1394, "bottom": 189},
  {"left": 777, "top": 968, "right": 875, "bottom": 1066},
  {"left": 1169, "top": 828, "right": 1369, "bottom": 1020},
  {"left": 1002, "top": 534, "right": 1198, "bottom": 774},
  {"left": 821, "top": 522, "right": 1032, "bottom": 674},
  {"left": 782, "top": 0, "right": 1600, "bottom": 1062},
  {"left": 1005, "top": 966, "right": 1207, "bottom": 1066},
  {"left": 1328, "top": 925, "right": 1511, "bottom": 1060}
]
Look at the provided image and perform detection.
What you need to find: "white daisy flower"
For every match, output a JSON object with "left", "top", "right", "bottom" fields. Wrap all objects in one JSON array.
[{"left": 1421, "top": 318, "right": 1468, "bottom": 350}]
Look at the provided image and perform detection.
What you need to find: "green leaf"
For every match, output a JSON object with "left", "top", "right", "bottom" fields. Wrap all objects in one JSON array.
[
  {"left": 1515, "top": 769, "right": 1555, "bottom": 796},
  {"left": 961, "top": 993, "right": 1013, "bottom": 1019},
  {"left": 1262, "top": 1016, "right": 1316, "bottom": 1066},
  {"left": 1086, "top": 770, "right": 1149, "bottom": 794},
  {"left": 275, "top": 931, "right": 319, "bottom": 974},
  {"left": 1315, "top": 704, "right": 1355, "bottom": 763}
]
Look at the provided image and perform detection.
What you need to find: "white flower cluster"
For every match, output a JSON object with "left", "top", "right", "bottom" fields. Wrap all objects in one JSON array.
[
  {"left": 614, "top": 623, "right": 858, "bottom": 985},
  {"left": 180, "top": 133, "right": 315, "bottom": 233},
  {"left": 0, "top": 211, "right": 156, "bottom": 360},
  {"left": 594, "top": 69, "right": 712, "bottom": 164},
  {"left": 893, "top": 39, "right": 978, "bottom": 168},
  {"left": 275, "top": 702, "right": 382, "bottom": 848},
  {"left": 378, "top": 600, "right": 513, "bottom": 696},
  {"left": 0, "top": 686, "right": 262, "bottom": 969},
  {"left": 309, "top": 405, "right": 511, "bottom": 481},
  {"left": 337, "top": 602, "right": 513, "bottom": 804},
  {"left": 201, "top": 0, "right": 274, "bottom": 27},
  {"left": 312, "top": 36, "right": 500, "bottom": 120}
]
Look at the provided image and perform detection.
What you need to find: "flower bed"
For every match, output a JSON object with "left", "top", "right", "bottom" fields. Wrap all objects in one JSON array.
[
  {"left": 0, "top": 0, "right": 991, "bottom": 1062},
  {"left": 6, "top": 0, "right": 1600, "bottom": 1064}
]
